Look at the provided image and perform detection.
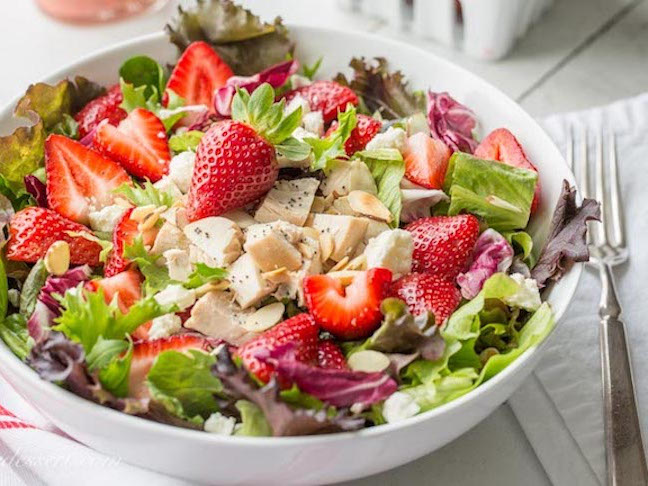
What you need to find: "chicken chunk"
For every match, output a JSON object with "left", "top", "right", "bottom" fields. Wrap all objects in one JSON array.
[
  {"left": 151, "top": 221, "right": 190, "bottom": 255},
  {"left": 310, "top": 214, "right": 369, "bottom": 262},
  {"left": 228, "top": 253, "right": 276, "bottom": 309},
  {"left": 244, "top": 223, "right": 303, "bottom": 272},
  {"left": 254, "top": 178, "right": 320, "bottom": 227},
  {"left": 183, "top": 217, "right": 243, "bottom": 267},
  {"left": 320, "top": 160, "right": 377, "bottom": 197}
]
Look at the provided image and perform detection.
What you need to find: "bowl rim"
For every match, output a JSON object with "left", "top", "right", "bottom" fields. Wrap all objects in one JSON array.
[{"left": 0, "top": 26, "right": 583, "bottom": 446}]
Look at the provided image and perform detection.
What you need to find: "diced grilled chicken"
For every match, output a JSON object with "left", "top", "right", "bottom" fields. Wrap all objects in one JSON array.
[
  {"left": 310, "top": 214, "right": 369, "bottom": 262},
  {"left": 254, "top": 178, "right": 320, "bottom": 227},
  {"left": 183, "top": 217, "right": 243, "bottom": 267},
  {"left": 151, "top": 221, "right": 190, "bottom": 255},
  {"left": 320, "top": 160, "right": 377, "bottom": 197},
  {"left": 228, "top": 253, "right": 276, "bottom": 309},
  {"left": 184, "top": 291, "right": 257, "bottom": 346},
  {"left": 244, "top": 223, "right": 303, "bottom": 272}
]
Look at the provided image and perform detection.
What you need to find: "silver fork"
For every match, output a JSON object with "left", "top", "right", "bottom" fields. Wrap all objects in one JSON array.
[{"left": 569, "top": 126, "right": 648, "bottom": 485}]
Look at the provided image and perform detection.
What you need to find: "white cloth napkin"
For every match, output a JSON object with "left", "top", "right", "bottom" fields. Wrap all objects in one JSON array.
[{"left": 509, "top": 93, "right": 648, "bottom": 486}]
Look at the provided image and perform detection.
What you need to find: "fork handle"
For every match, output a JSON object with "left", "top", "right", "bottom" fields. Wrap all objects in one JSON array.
[{"left": 599, "top": 263, "right": 648, "bottom": 486}]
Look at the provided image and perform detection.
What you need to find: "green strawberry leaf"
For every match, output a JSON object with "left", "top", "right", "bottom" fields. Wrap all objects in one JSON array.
[
  {"left": 306, "top": 104, "right": 357, "bottom": 172},
  {"left": 169, "top": 130, "right": 205, "bottom": 153}
]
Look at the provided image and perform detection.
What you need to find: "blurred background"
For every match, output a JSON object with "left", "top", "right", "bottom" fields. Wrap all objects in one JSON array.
[{"left": 2, "top": 0, "right": 647, "bottom": 117}]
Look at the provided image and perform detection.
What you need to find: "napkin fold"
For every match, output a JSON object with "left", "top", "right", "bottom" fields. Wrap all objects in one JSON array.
[{"left": 509, "top": 93, "right": 648, "bottom": 485}]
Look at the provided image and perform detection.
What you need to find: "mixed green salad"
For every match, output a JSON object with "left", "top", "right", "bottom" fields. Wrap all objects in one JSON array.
[{"left": 0, "top": 0, "right": 599, "bottom": 437}]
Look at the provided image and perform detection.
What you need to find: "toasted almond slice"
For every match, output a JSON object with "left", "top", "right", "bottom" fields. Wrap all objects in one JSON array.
[
  {"left": 328, "top": 256, "right": 349, "bottom": 273},
  {"left": 326, "top": 270, "right": 361, "bottom": 286},
  {"left": 130, "top": 204, "right": 157, "bottom": 222},
  {"left": 348, "top": 191, "right": 392, "bottom": 222},
  {"left": 348, "top": 350, "right": 390, "bottom": 373},
  {"left": 243, "top": 302, "right": 285, "bottom": 332},
  {"left": 343, "top": 253, "right": 367, "bottom": 271},
  {"left": 262, "top": 267, "right": 290, "bottom": 284},
  {"left": 195, "top": 280, "right": 230, "bottom": 297},
  {"left": 138, "top": 212, "right": 160, "bottom": 232},
  {"left": 44, "top": 241, "right": 70, "bottom": 276},
  {"left": 301, "top": 227, "right": 320, "bottom": 241},
  {"left": 319, "top": 232, "right": 334, "bottom": 262},
  {"left": 297, "top": 242, "right": 315, "bottom": 259}
]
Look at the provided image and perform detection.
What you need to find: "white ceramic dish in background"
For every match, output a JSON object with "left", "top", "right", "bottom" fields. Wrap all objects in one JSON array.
[{"left": 0, "top": 27, "right": 581, "bottom": 485}]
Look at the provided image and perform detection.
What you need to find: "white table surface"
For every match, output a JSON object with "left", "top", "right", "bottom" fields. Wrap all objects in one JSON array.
[{"left": 1, "top": 1, "right": 647, "bottom": 484}]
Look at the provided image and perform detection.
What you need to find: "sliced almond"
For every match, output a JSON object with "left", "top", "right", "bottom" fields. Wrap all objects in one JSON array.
[
  {"left": 262, "top": 267, "right": 290, "bottom": 284},
  {"left": 343, "top": 253, "right": 367, "bottom": 271},
  {"left": 348, "top": 191, "right": 392, "bottom": 222},
  {"left": 328, "top": 256, "right": 349, "bottom": 273},
  {"left": 297, "top": 242, "right": 315, "bottom": 260},
  {"left": 138, "top": 211, "right": 160, "bottom": 232},
  {"left": 243, "top": 302, "right": 285, "bottom": 332},
  {"left": 301, "top": 227, "right": 320, "bottom": 241},
  {"left": 130, "top": 204, "right": 157, "bottom": 222},
  {"left": 319, "top": 232, "right": 334, "bottom": 262},
  {"left": 195, "top": 280, "right": 230, "bottom": 297},
  {"left": 326, "top": 270, "right": 361, "bottom": 286},
  {"left": 348, "top": 350, "right": 390, "bottom": 373},
  {"left": 44, "top": 241, "right": 70, "bottom": 276}
]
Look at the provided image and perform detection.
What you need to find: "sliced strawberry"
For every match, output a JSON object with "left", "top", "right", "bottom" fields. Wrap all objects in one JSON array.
[
  {"left": 236, "top": 314, "right": 319, "bottom": 384},
  {"left": 129, "top": 334, "right": 211, "bottom": 398},
  {"left": 186, "top": 120, "right": 278, "bottom": 221},
  {"left": 94, "top": 108, "right": 171, "bottom": 182},
  {"left": 86, "top": 269, "right": 142, "bottom": 311},
  {"left": 403, "top": 133, "right": 452, "bottom": 189},
  {"left": 284, "top": 81, "right": 359, "bottom": 124},
  {"left": 474, "top": 128, "right": 540, "bottom": 212},
  {"left": 391, "top": 273, "right": 461, "bottom": 325},
  {"left": 6, "top": 207, "right": 102, "bottom": 265},
  {"left": 303, "top": 268, "right": 392, "bottom": 340},
  {"left": 406, "top": 215, "right": 480, "bottom": 279},
  {"left": 45, "top": 134, "right": 131, "bottom": 225},
  {"left": 74, "top": 84, "right": 127, "bottom": 139},
  {"left": 326, "top": 113, "right": 382, "bottom": 155},
  {"left": 103, "top": 208, "right": 157, "bottom": 277},
  {"left": 317, "top": 340, "right": 348, "bottom": 370},
  {"left": 166, "top": 41, "right": 234, "bottom": 107}
]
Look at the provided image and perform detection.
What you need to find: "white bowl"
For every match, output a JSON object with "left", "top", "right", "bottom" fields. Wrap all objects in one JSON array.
[{"left": 0, "top": 27, "right": 581, "bottom": 485}]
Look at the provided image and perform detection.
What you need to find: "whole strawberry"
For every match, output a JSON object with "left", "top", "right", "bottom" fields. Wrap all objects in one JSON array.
[
  {"left": 6, "top": 207, "right": 102, "bottom": 266},
  {"left": 406, "top": 214, "right": 480, "bottom": 279},
  {"left": 391, "top": 273, "right": 461, "bottom": 325},
  {"left": 285, "top": 80, "right": 358, "bottom": 124},
  {"left": 186, "top": 83, "right": 306, "bottom": 221},
  {"left": 326, "top": 113, "right": 381, "bottom": 155},
  {"left": 74, "top": 84, "right": 127, "bottom": 138},
  {"left": 317, "top": 340, "right": 348, "bottom": 370},
  {"left": 236, "top": 313, "right": 319, "bottom": 384}
]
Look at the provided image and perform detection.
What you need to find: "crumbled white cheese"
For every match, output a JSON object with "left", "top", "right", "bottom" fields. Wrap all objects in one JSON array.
[
  {"left": 302, "top": 111, "right": 324, "bottom": 137},
  {"left": 285, "top": 95, "right": 310, "bottom": 116},
  {"left": 204, "top": 412, "right": 236, "bottom": 435},
  {"left": 153, "top": 177, "right": 183, "bottom": 200},
  {"left": 154, "top": 284, "right": 196, "bottom": 311},
  {"left": 365, "top": 127, "right": 407, "bottom": 152},
  {"left": 169, "top": 151, "right": 196, "bottom": 193},
  {"left": 88, "top": 205, "right": 126, "bottom": 234},
  {"left": 382, "top": 392, "right": 420, "bottom": 424},
  {"left": 364, "top": 229, "right": 413, "bottom": 279},
  {"left": 289, "top": 74, "right": 312, "bottom": 89},
  {"left": 505, "top": 273, "right": 542, "bottom": 311},
  {"left": 163, "top": 249, "right": 193, "bottom": 281},
  {"left": 148, "top": 313, "right": 182, "bottom": 340}
]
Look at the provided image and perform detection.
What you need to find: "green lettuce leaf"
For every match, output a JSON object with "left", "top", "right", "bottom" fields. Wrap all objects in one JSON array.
[
  {"left": 302, "top": 57, "right": 323, "bottom": 80},
  {"left": 123, "top": 238, "right": 173, "bottom": 295},
  {"left": 504, "top": 230, "right": 535, "bottom": 266},
  {"left": 0, "top": 313, "right": 33, "bottom": 361},
  {"left": 114, "top": 180, "right": 175, "bottom": 208},
  {"left": 147, "top": 350, "right": 223, "bottom": 423},
  {"left": 53, "top": 285, "right": 172, "bottom": 352},
  {"left": 86, "top": 336, "right": 133, "bottom": 397},
  {"left": 169, "top": 130, "right": 204, "bottom": 153},
  {"left": 444, "top": 152, "right": 537, "bottom": 231},
  {"left": 119, "top": 79, "right": 186, "bottom": 131},
  {"left": 119, "top": 55, "right": 166, "bottom": 101},
  {"left": 235, "top": 400, "right": 272, "bottom": 436},
  {"left": 356, "top": 148, "right": 405, "bottom": 227},
  {"left": 0, "top": 114, "right": 46, "bottom": 193},
  {"left": 166, "top": 0, "right": 294, "bottom": 76},
  {"left": 306, "top": 104, "right": 357, "bottom": 172},
  {"left": 184, "top": 263, "right": 227, "bottom": 289},
  {"left": 334, "top": 57, "right": 426, "bottom": 119},
  {"left": 19, "top": 259, "right": 48, "bottom": 317}
]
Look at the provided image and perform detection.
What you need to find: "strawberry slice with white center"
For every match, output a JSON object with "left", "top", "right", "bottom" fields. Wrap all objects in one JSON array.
[
  {"left": 129, "top": 334, "right": 211, "bottom": 398},
  {"left": 103, "top": 208, "right": 157, "bottom": 277},
  {"left": 45, "top": 134, "right": 131, "bottom": 225},
  {"left": 94, "top": 108, "right": 171, "bottom": 182},
  {"left": 303, "top": 268, "right": 393, "bottom": 340},
  {"left": 403, "top": 133, "right": 452, "bottom": 190},
  {"left": 166, "top": 41, "right": 234, "bottom": 107}
]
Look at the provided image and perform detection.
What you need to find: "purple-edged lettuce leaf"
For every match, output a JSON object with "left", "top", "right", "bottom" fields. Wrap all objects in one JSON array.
[
  {"left": 214, "top": 60, "right": 298, "bottom": 116},
  {"left": 359, "top": 298, "right": 445, "bottom": 362},
  {"left": 334, "top": 57, "right": 426, "bottom": 120},
  {"left": 427, "top": 91, "right": 478, "bottom": 153},
  {"left": 165, "top": 0, "right": 294, "bottom": 76},
  {"left": 212, "top": 347, "right": 365, "bottom": 436},
  {"left": 457, "top": 229, "right": 514, "bottom": 299},
  {"left": 24, "top": 175, "right": 47, "bottom": 208},
  {"left": 26, "top": 265, "right": 92, "bottom": 344},
  {"left": 531, "top": 180, "right": 600, "bottom": 288},
  {"left": 259, "top": 344, "right": 397, "bottom": 408}
]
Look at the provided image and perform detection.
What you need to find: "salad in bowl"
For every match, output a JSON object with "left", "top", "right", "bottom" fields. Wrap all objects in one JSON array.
[{"left": 0, "top": 0, "right": 599, "bottom": 438}]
